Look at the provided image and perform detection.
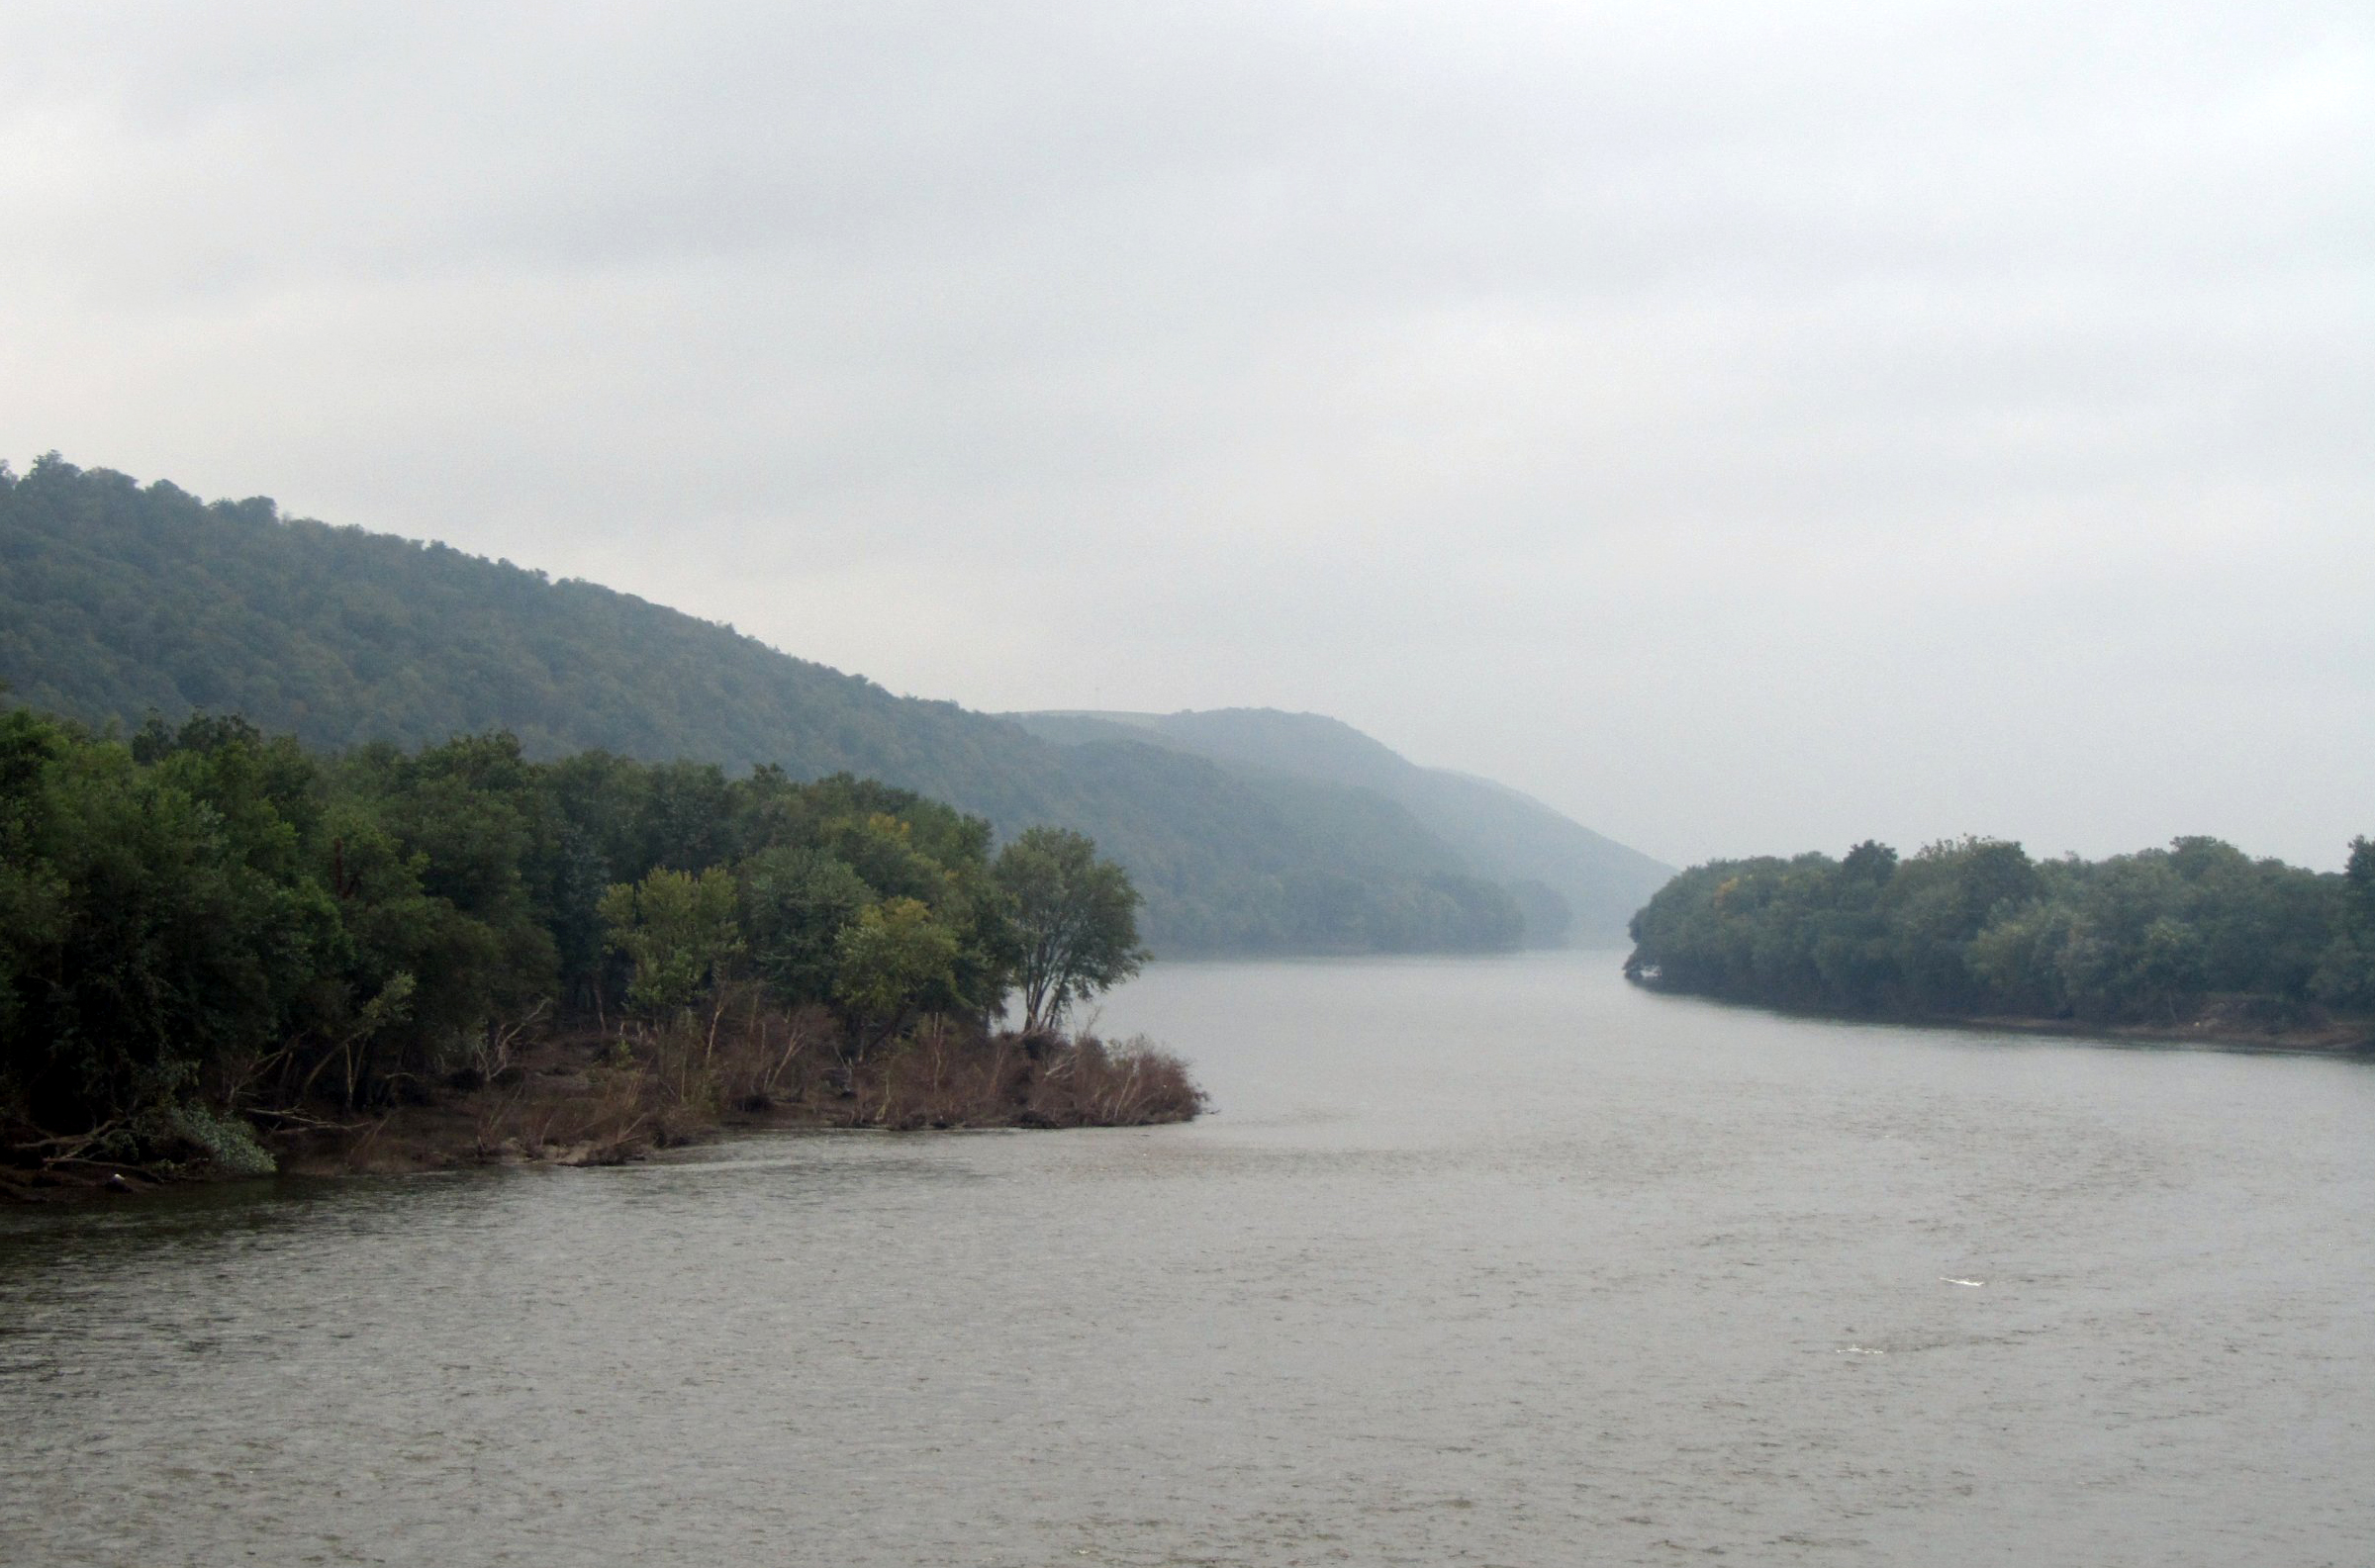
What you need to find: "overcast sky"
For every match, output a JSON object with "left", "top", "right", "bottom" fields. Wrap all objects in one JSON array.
[{"left": 3, "top": 2, "right": 2369, "bottom": 870}]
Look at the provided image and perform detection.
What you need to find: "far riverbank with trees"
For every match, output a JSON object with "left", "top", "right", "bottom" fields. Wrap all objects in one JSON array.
[{"left": 1625, "top": 834, "right": 2375, "bottom": 1053}]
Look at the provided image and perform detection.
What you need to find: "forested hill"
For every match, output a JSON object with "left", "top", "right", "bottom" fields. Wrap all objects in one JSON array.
[
  {"left": 0, "top": 454, "right": 1546, "bottom": 956},
  {"left": 1010, "top": 708, "right": 1671, "bottom": 944}
]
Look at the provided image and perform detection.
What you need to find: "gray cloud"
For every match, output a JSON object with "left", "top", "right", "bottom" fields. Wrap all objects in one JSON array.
[{"left": 3, "top": 0, "right": 2369, "bottom": 867}]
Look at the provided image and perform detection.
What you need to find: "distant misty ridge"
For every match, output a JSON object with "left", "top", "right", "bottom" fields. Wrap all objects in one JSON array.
[
  {"left": 1007, "top": 709, "right": 1669, "bottom": 948},
  {"left": 0, "top": 454, "right": 1669, "bottom": 955}
]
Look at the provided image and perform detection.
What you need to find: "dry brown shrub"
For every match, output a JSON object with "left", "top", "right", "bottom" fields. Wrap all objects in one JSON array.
[
  {"left": 835, "top": 1021, "right": 1202, "bottom": 1131},
  {"left": 860, "top": 1017, "right": 1017, "bottom": 1129},
  {"left": 253, "top": 1003, "right": 1205, "bottom": 1180},
  {"left": 1020, "top": 1032, "right": 1206, "bottom": 1127},
  {"left": 710, "top": 997, "right": 836, "bottom": 1111}
]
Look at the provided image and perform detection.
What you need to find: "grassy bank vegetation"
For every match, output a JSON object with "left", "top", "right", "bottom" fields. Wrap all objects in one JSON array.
[
  {"left": 0, "top": 705, "right": 1193, "bottom": 1198},
  {"left": 1626, "top": 834, "right": 2375, "bottom": 1048}
]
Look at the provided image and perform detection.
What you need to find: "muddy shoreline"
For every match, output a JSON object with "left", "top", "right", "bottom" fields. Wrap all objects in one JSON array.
[
  {"left": 1909, "top": 1010, "right": 2372, "bottom": 1056},
  {"left": 1643, "top": 982, "right": 2374, "bottom": 1057},
  {"left": 4, "top": 1024, "right": 1204, "bottom": 1204}
]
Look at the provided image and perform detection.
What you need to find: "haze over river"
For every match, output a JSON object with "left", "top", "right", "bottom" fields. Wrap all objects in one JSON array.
[{"left": 4, "top": 954, "right": 2371, "bottom": 1566}]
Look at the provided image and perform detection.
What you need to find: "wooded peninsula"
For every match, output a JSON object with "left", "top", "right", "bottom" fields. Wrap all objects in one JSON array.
[
  {"left": 1625, "top": 835, "right": 2375, "bottom": 1050},
  {"left": 1, "top": 705, "right": 1194, "bottom": 1200}
]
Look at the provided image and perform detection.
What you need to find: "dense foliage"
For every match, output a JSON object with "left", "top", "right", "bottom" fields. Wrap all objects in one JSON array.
[
  {"left": 1626, "top": 835, "right": 2375, "bottom": 1029},
  {"left": 0, "top": 455, "right": 1526, "bottom": 956},
  {"left": 0, "top": 705, "right": 1154, "bottom": 1162}
]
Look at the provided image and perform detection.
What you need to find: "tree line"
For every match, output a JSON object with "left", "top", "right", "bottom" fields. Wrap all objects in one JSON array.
[
  {"left": 1625, "top": 834, "right": 2375, "bottom": 1029},
  {"left": 0, "top": 705, "right": 1153, "bottom": 1174}
]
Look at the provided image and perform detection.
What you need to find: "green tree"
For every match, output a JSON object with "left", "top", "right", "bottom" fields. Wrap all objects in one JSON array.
[
  {"left": 2345, "top": 836, "right": 2375, "bottom": 931},
  {"left": 2311, "top": 836, "right": 2375, "bottom": 1008},
  {"left": 832, "top": 896, "right": 960, "bottom": 1045},
  {"left": 742, "top": 846, "right": 874, "bottom": 1007},
  {"left": 0, "top": 709, "right": 341, "bottom": 1132},
  {"left": 994, "top": 827, "right": 1146, "bottom": 1033},
  {"left": 599, "top": 867, "right": 744, "bottom": 1014}
]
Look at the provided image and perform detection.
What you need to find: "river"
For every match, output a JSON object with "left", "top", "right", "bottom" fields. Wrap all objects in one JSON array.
[{"left": 4, "top": 953, "right": 2371, "bottom": 1566}]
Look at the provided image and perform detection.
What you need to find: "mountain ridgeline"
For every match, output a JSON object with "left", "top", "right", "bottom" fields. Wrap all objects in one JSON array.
[
  {"left": 1008, "top": 709, "right": 1671, "bottom": 944},
  {"left": 0, "top": 455, "right": 1662, "bottom": 953}
]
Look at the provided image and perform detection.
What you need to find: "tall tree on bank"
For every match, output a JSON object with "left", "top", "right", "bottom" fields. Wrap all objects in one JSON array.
[{"left": 995, "top": 827, "right": 1147, "bottom": 1033}]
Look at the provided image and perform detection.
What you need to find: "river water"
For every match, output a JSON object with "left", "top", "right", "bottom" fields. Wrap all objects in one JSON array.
[{"left": 3, "top": 953, "right": 2371, "bottom": 1566}]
